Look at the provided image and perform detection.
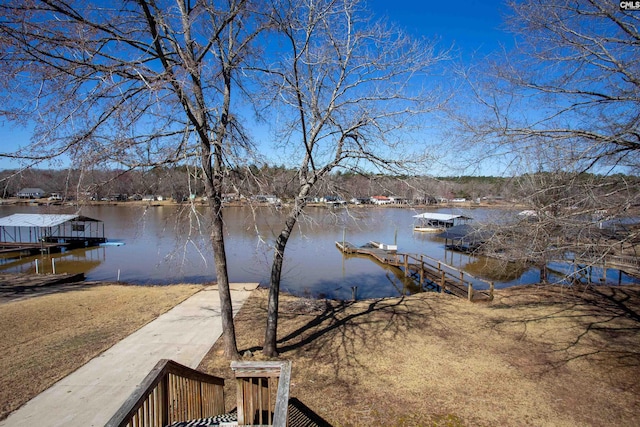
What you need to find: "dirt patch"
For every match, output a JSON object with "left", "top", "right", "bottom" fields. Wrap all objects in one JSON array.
[
  {"left": 198, "top": 285, "right": 640, "bottom": 426},
  {"left": 0, "top": 283, "right": 203, "bottom": 420}
]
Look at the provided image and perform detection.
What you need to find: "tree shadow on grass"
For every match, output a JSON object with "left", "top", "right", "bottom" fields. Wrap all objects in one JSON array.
[
  {"left": 239, "top": 291, "right": 445, "bottom": 426},
  {"left": 243, "top": 291, "right": 445, "bottom": 374},
  {"left": 488, "top": 285, "right": 640, "bottom": 374}
]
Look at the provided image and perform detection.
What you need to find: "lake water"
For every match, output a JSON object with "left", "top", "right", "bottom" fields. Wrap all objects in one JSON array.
[{"left": 0, "top": 204, "right": 637, "bottom": 299}]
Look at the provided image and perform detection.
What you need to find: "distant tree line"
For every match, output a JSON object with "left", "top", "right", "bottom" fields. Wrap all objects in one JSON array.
[{"left": 1, "top": 166, "right": 637, "bottom": 208}]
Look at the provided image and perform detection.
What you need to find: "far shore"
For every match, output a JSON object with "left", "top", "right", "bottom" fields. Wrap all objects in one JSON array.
[{"left": 0, "top": 196, "right": 519, "bottom": 210}]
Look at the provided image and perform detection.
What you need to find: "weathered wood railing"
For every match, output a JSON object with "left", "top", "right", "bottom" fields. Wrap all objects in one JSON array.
[
  {"left": 396, "top": 252, "right": 494, "bottom": 301},
  {"left": 336, "top": 241, "right": 494, "bottom": 301},
  {"left": 106, "top": 359, "right": 226, "bottom": 427},
  {"left": 231, "top": 360, "right": 292, "bottom": 427}
]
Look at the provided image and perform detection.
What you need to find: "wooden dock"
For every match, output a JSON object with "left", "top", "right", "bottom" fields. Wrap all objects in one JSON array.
[
  {"left": 336, "top": 241, "right": 494, "bottom": 302},
  {"left": 0, "top": 241, "right": 71, "bottom": 255}
]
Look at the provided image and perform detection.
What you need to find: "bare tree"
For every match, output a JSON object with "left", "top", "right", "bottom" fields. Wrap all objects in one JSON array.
[
  {"left": 0, "top": 0, "right": 261, "bottom": 358},
  {"left": 455, "top": 0, "right": 639, "bottom": 172},
  {"left": 450, "top": 0, "right": 640, "bottom": 282},
  {"left": 255, "top": 0, "right": 449, "bottom": 356}
]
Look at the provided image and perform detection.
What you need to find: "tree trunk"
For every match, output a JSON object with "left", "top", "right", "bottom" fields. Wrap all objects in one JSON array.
[
  {"left": 263, "top": 203, "right": 304, "bottom": 357},
  {"left": 263, "top": 235, "right": 286, "bottom": 357},
  {"left": 210, "top": 195, "right": 240, "bottom": 359},
  {"left": 540, "top": 264, "right": 548, "bottom": 284}
]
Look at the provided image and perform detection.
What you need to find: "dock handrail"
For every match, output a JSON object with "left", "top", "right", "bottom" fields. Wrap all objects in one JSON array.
[
  {"left": 407, "top": 252, "right": 492, "bottom": 287},
  {"left": 106, "top": 359, "right": 225, "bottom": 427},
  {"left": 336, "top": 241, "right": 494, "bottom": 301},
  {"left": 231, "top": 360, "right": 292, "bottom": 427}
]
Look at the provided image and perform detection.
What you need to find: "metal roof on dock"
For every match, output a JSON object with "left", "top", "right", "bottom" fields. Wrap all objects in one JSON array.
[
  {"left": 0, "top": 214, "right": 101, "bottom": 228},
  {"left": 412, "top": 213, "right": 472, "bottom": 221}
]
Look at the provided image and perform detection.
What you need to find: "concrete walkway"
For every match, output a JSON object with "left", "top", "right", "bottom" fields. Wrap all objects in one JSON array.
[{"left": 0, "top": 283, "right": 258, "bottom": 427}]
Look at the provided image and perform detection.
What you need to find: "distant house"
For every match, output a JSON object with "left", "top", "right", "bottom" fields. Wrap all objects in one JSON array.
[
  {"left": 370, "top": 195, "right": 391, "bottom": 205},
  {"left": 388, "top": 196, "right": 407, "bottom": 205},
  {"left": 17, "top": 188, "right": 46, "bottom": 199},
  {"left": 253, "top": 195, "right": 281, "bottom": 204}
]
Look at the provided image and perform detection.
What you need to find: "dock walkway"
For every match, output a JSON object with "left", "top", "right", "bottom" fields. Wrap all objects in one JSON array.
[{"left": 336, "top": 241, "right": 494, "bottom": 301}]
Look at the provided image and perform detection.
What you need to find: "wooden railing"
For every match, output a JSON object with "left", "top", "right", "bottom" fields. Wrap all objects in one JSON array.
[
  {"left": 336, "top": 241, "right": 494, "bottom": 301},
  {"left": 396, "top": 252, "right": 494, "bottom": 301},
  {"left": 231, "top": 361, "right": 292, "bottom": 427},
  {"left": 105, "top": 359, "right": 226, "bottom": 427}
]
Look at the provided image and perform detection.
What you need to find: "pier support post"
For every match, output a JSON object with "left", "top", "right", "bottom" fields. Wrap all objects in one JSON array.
[
  {"left": 468, "top": 283, "right": 473, "bottom": 301},
  {"left": 404, "top": 255, "right": 409, "bottom": 277},
  {"left": 342, "top": 228, "right": 346, "bottom": 251}
]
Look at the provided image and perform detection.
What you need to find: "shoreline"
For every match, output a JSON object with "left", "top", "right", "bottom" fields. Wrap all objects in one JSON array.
[{"left": 0, "top": 197, "right": 518, "bottom": 210}]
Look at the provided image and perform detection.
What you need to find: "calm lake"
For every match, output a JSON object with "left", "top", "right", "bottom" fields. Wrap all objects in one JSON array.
[{"left": 0, "top": 204, "right": 637, "bottom": 299}]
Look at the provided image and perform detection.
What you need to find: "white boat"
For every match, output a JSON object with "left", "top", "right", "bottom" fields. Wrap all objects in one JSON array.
[
  {"left": 367, "top": 240, "right": 398, "bottom": 252},
  {"left": 412, "top": 213, "right": 472, "bottom": 232}
]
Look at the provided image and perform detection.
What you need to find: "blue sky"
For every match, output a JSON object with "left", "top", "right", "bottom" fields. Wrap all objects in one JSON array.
[
  {"left": 368, "top": 0, "right": 511, "bottom": 58},
  {"left": 0, "top": 0, "right": 513, "bottom": 172}
]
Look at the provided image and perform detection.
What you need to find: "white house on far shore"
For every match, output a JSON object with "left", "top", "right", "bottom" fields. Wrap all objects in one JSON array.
[{"left": 17, "top": 188, "right": 46, "bottom": 199}]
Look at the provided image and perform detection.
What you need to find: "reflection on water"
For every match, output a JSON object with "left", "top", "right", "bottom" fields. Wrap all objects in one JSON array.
[
  {"left": 462, "top": 257, "right": 531, "bottom": 283},
  {"left": 0, "top": 246, "right": 105, "bottom": 275},
  {"left": 0, "top": 204, "right": 637, "bottom": 299}
]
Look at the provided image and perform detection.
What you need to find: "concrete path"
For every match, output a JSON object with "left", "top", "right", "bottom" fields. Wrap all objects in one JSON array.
[{"left": 0, "top": 283, "right": 258, "bottom": 427}]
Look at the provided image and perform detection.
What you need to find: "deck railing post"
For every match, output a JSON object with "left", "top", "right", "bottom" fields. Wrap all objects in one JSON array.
[
  {"left": 489, "top": 282, "right": 494, "bottom": 301},
  {"left": 404, "top": 254, "right": 409, "bottom": 277},
  {"left": 468, "top": 283, "right": 473, "bottom": 301},
  {"left": 440, "top": 271, "right": 446, "bottom": 292}
]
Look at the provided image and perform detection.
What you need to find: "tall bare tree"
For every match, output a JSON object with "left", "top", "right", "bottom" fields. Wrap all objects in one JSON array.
[
  {"left": 0, "top": 0, "right": 260, "bottom": 358},
  {"left": 255, "top": 0, "right": 449, "bottom": 356},
  {"left": 450, "top": 0, "right": 640, "bottom": 282}
]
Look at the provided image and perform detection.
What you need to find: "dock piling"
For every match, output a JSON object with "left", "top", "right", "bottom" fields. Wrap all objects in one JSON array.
[{"left": 335, "top": 240, "right": 494, "bottom": 302}]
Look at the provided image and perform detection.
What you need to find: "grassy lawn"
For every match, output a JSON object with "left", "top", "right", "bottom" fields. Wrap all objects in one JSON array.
[
  {"left": 0, "top": 283, "right": 203, "bottom": 420},
  {"left": 2, "top": 281, "right": 639, "bottom": 426},
  {"left": 199, "top": 285, "right": 640, "bottom": 427}
]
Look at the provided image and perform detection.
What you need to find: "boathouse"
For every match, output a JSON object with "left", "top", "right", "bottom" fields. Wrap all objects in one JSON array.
[
  {"left": 413, "top": 212, "right": 472, "bottom": 232},
  {"left": 0, "top": 213, "right": 106, "bottom": 253},
  {"left": 437, "top": 224, "right": 493, "bottom": 253}
]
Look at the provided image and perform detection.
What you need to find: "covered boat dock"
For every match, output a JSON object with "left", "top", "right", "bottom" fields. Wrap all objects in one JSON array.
[
  {"left": 413, "top": 213, "right": 472, "bottom": 232},
  {"left": 437, "top": 224, "right": 494, "bottom": 254},
  {"left": 0, "top": 213, "right": 106, "bottom": 254}
]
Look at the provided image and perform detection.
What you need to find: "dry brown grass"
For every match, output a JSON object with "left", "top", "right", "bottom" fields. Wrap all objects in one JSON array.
[
  {"left": 0, "top": 283, "right": 203, "bottom": 420},
  {"left": 199, "top": 285, "right": 640, "bottom": 427},
  {"left": 2, "top": 281, "right": 638, "bottom": 426}
]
